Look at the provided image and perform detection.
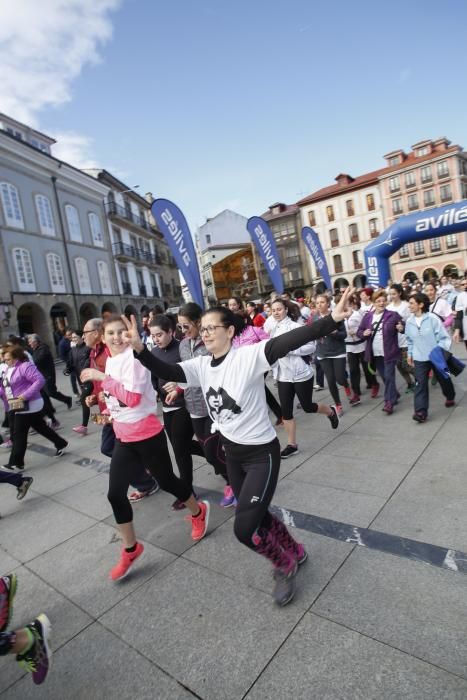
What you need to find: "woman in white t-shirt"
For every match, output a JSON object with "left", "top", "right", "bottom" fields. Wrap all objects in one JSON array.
[
  {"left": 387, "top": 283, "right": 415, "bottom": 393},
  {"left": 268, "top": 298, "right": 338, "bottom": 459},
  {"left": 81, "top": 315, "right": 210, "bottom": 582},
  {"left": 125, "top": 289, "right": 351, "bottom": 607}
]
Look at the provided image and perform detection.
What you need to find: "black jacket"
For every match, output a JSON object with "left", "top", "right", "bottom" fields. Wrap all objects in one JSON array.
[
  {"left": 32, "top": 343, "right": 56, "bottom": 382},
  {"left": 151, "top": 339, "right": 185, "bottom": 409},
  {"left": 66, "top": 344, "right": 91, "bottom": 376}
]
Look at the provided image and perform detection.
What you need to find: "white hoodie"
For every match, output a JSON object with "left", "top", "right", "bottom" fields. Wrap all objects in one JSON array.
[{"left": 269, "top": 316, "right": 315, "bottom": 383}]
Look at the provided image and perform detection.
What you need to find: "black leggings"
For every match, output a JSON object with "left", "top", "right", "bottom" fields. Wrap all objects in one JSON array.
[
  {"left": 79, "top": 381, "right": 93, "bottom": 427},
  {"left": 263, "top": 373, "right": 282, "bottom": 420},
  {"left": 318, "top": 357, "right": 348, "bottom": 404},
  {"left": 277, "top": 377, "right": 318, "bottom": 421},
  {"left": 108, "top": 430, "right": 192, "bottom": 524},
  {"left": 347, "top": 351, "right": 377, "bottom": 395},
  {"left": 163, "top": 407, "right": 204, "bottom": 491},
  {"left": 8, "top": 411, "right": 67, "bottom": 468},
  {"left": 223, "top": 437, "right": 281, "bottom": 549},
  {"left": 191, "top": 415, "right": 227, "bottom": 479}
]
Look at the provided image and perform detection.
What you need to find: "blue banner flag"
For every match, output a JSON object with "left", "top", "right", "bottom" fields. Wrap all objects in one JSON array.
[
  {"left": 364, "top": 199, "right": 467, "bottom": 288},
  {"left": 151, "top": 199, "right": 204, "bottom": 308},
  {"left": 246, "top": 217, "right": 283, "bottom": 294},
  {"left": 301, "top": 226, "right": 332, "bottom": 290}
]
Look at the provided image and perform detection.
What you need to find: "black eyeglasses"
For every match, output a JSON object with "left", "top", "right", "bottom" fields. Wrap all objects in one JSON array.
[
  {"left": 199, "top": 325, "right": 227, "bottom": 336},
  {"left": 82, "top": 329, "right": 97, "bottom": 335}
]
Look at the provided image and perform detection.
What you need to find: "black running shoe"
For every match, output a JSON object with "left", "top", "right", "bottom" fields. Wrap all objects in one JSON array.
[
  {"left": 281, "top": 445, "right": 299, "bottom": 459},
  {"left": 327, "top": 405, "right": 339, "bottom": 429},
  {"left": 54, "top": 442, "right": 68, "bottom": 457},
  {"left": 17, "top": 476, "right": 33, "bottom": 500}
]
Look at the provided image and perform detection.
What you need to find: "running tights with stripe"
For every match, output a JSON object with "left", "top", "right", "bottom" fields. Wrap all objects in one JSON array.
[
  {"left": 108, "top": 430, "right": 192, "bottom": 524},
  {"left": 223, "top": 437, "right": 281, "bottom": 548}
]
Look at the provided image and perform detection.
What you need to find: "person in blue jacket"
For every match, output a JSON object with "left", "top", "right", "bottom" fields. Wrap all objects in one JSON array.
[{"left": 405, "top": 292, "right": 455, "bottom": 423}]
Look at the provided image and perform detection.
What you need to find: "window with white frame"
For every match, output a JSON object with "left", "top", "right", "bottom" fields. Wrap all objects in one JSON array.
[
  {"left": 414, "top": 240, "right": 425, "bottom": 255},
  {"left": 35, "top": 194, "right": 55, "bottom": 236},
  {"left": 65, "top": 204, "right": 82, "bottom": 242},
  {"left": 97, "top": 261, "right": 112, "bottom": 294},
  {"left": 12, "top": 248, "right": 35, "bottom": 291},
  {"left": 421, "top": 166, "right": 432, "bottom": 183},
  {"left": 437, "top": 161, "right": 449, "bottom": 178},
  {"left": 74, "top": 257, "right": 92, "bottom": 293},
  {"left": 389, "top": 176, "right": 400, "bottom": 192},
  {"left": 423, "top": 189, "right": 435, "bottom": 206},
  {"left": 407, "top": 194, "right": 419, "bottom": 211},
  {"left": 440, "top": 184, "right": 452, "bottom": 202},
  {"left": 405, "top": 171, "right": 416, "bottom": 188},
  {"left": 446, "top": 234, "right": 458, "bottom": 249},
  {"left": 399, "top": 244, "right": 409, "bottom": 258},
  {"left": 88, "top": 212, "right": 104, "bottom": 247},
  {"left": 1, "top": 183, "right": 24, "bottom": 228},
  {"left": 46, "top": 253, "right": 66, "bottom": 292},
  {"left": 392, "top": 198, "right": 403, "bottom": 215}
]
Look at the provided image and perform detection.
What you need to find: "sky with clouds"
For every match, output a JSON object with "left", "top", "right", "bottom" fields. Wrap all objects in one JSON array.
[{"left": 1, "top": 0, "right": 467, "bottom": 232}]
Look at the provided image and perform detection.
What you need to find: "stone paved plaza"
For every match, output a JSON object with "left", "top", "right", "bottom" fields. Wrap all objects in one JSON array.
[{"left": 1, "top": 355, "right": 467, "bottom": 700}]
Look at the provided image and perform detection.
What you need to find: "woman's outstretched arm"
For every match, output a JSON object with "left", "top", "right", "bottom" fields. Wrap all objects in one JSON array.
[{"left": 121, "top": 315, "right": 187, "bottom": 382}]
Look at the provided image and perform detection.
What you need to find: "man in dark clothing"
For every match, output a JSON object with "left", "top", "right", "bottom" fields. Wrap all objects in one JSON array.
[
  {"left": 58, "top": 330, "right": 79, "bottom": 398},
  {"left": 27, "top": 334, "right": 72, "bottom": 410}
]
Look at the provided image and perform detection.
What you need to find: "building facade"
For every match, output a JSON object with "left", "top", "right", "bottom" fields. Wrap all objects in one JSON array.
[
  {"left": 197, "top": 209, "right": 251, "bottom": 304},
  {"left": 0, "top": 114, "right": 120, "bottom": 349},
  {"left": 211, "top": 247, "right": 258, "bottom": 302},
  {"left": 297, "top": 137, "right": 467, "bottom": 290},
  {"left": 85, "top": 171, "right": 183, "bottom": 314},
  {"left": 297, "top": 179, "right": 385, "bottom": 290},
  {"left": 251, "top": 203, "right": 313, "bottom": 296},
  {"left": 378, "top": 138, "right": 467, "bottom": 282}
]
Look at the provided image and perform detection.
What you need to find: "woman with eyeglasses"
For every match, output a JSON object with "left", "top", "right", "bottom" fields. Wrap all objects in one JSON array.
[
  {"left": 357, "top": 290, "right": 402, "bottom": 415},
  {"left": 176, "top": 303, "right": 233, "bottom": 507},
  {"left": 123, "top": 289, "right": 351, "bottom": 607},
  {"left": 149, "top": 314, "right": 205, "bottom": 510}
]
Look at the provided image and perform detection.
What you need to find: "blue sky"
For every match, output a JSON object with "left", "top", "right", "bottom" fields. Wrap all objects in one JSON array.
[{"left": 3, "top": 0, "right": 467, "bottom": 232}]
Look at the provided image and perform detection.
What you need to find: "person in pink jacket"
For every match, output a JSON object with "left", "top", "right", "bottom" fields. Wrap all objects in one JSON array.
[
  {"left": 0, "top": 346, "right": 68, "bottom": 471},
  {"left": 233, "top": 312, "right": 283, "bottom": 426}
]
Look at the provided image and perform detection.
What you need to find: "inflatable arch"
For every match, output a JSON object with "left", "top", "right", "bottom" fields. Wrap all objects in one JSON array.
[{"left": 364, "top": 200, "right": 467, "bottom": 288}]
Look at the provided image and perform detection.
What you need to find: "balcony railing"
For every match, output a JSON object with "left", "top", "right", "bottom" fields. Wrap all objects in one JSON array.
[
  {"left": 112, "top": 241, "right": 161, "bottom": 265},
  {"left": 122, "top": 282, "right": 132, "bottom": 295},
  {"left": 105, "top": 201, "right": 150, "bottom": 231},
  {"left": 283, "top": 255, "right": 301, "bottom": 266},
  {"left": 152, "top": 286, "right": 161, "bottom": 298},
  {"left": 139, "top": 285, "right": 147, "bottom": 297}
]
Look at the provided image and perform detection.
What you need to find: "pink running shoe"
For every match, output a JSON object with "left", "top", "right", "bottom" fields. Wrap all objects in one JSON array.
[
  {"left": 72, "top": 425, "right": 88, "bottom": 436},
  {"left": 220, "top": 485, "right": 236, "bottom": 508},
  {"left": 110, "top": 542, "right": 144, "bottom": 581},
  {"left": 191, "top": 501, "right": 210, "bottom": 541}
]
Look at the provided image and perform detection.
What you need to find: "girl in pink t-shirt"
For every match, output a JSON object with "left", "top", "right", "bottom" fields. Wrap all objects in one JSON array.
[{"left": 81, "top": 315, "right": 209, "bottom": 581}]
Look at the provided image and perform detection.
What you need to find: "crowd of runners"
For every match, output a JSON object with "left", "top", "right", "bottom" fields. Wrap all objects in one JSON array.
[{"left": 1, "top": 273, "right": 466, "bottom": 684}]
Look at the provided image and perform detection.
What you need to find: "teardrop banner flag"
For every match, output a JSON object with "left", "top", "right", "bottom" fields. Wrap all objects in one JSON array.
[
  {"left": 301, "top": 226, "right": 332, "bottom": 291},
  {"left": 151, "top": 198, "right": 204, "bottom": 308},
  {"left": 247, "top": 216, "right": 284, "bottom": 294}
]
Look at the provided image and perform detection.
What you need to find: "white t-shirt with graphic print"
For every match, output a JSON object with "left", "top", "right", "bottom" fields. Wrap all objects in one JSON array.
[
  {"left": 104, "top": 346, "right": 158, "bottom": 423},
  {"left": 180, "top": 341, "right": 276, "bottom": 445}
]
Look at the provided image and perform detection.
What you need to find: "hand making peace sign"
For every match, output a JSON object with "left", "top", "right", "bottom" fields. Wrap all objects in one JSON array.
[{"left": 120, "top": 315, "right": 145, "bottom": 353}]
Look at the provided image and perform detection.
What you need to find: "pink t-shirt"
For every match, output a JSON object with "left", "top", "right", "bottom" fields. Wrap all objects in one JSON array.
[{"left": 102, "top": 346, "right": 163, "bottom": 443}]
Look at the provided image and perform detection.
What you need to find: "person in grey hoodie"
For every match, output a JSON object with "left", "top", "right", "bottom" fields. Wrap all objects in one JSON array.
[{"left": 175, "top": 303, "right": 233, "bottom": 507}]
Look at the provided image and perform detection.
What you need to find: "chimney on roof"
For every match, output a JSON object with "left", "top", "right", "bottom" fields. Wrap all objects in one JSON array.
[
  {"left": 433, "top": 137, "right": 451, "bottom": 152},
  {"left": 335, "top": 174, "right": 354, "bottom": 186}
]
